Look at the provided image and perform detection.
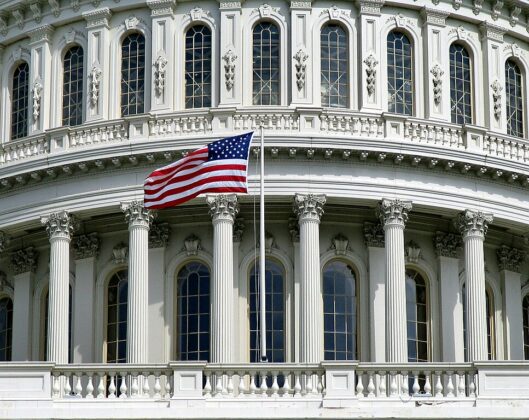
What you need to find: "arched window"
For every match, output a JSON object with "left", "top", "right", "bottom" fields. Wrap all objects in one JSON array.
[
  {"left": 121, "top": 33, "right": 145, "bottom": 116},
  {"left": 462, "top": 284, "right": 495, "bottom": 360},
  {"left": 406, "top": 269, "right": 429, "bottom": 362},
  {"left": 523, "top": 295, "right": 529, "bottom": 359},
  {"left": 177, "top": 262, "right": 210, "bottom": 361},
  {"left": 43, "top": 286, "right": 73, "bottom": 361},
  {"left": 387, "top": 31, "right": 413, "bottom": 115},
  {"left": 185, "top": 25, "right": 212, "bottom": 109},
  {"left": 449, "top": 44, "right": 472, "bottom": 124},
  {"left": 323, "top": 260, "right": 357, "bottom": 360},
  {"left": 106, "top": 270, "right": 128, "bottom": 363},
  {"left": 252, "top": 22, "right": 280, "bottom": 106},
  {"left": 11, "top": 62, "right": 29, "bottom": 140},
  {"left": 249, "top": 259, "right": 285, "bottom": 362},
  {"left": 320, "top": 24, "right": 348, "bottom": 108},
  {"left": 63, "top": 46, "right": 84, "bottom": 126},
  {"left": 505, "top": 59, "right": 524, "bottom": 138},
  {"left": 0, "top": 297, "right": 13, "bottom": 361}
]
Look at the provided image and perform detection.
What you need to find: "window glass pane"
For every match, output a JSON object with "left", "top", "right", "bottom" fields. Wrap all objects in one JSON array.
[
  {"left": 252, "top": 22, "right": 280, "bottom": 105},
  {"left": 11, "top": 62, "right": 29, "bottom": 140},
  {"left": 106, "top": 270, "right": 128, "bottom": 363},
  {"left": 450, "top": 44, "right": 472, "bottom": 124},
  {"left": 0, "top": 298, "right": 13, "bottom": 362},
  {"left": 321, "top": 24, "right": 348, "bottom": 108},
  {"left": 405, "top": 269, "right": 429, "bottom": 362},
  {"left": 505, "top": 60, "right": 524, "bottom": 138},
  {"left": 63, "top": 46, "right": 84, "bottom": 126},
  {"left": 387, "top": 31, "right": 413, "bottom": 115},
  {"left": 185, "top": 25, "right": 212, "bottom": 109},
  {"left": 121, "top": 33, "right": 145, "bottom": 116}
]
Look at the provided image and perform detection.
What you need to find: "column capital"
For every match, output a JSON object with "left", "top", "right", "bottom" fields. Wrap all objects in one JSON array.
[
  {"left": 420, "top": 7, "right": 450, "bottom": 27},
  {"left": 41, "top": 211, "right": 79, "bottom": 241},
  {"left": 363, "top": 221, "right": 385, "bottom": 247},
  {"left": 146, "top": 0, "right": 176, "bottom": 16},
  {"left": 293, "top": 193, "right": 326, "bottom": 223},
  {"left": 82, "top": 7, "right": 112, "bottom": 28},
  {"left": 290, "top": 0, "right": 312, "bottom": 9},
  {"left": 72, "top": 233, "right": 100, "bottom": 259},
  {"left": 218, "top": 0, "right": 242, "bottom": 10},
  {"left": 497, "top": 245, "right": 526, "bottom": 273},
  {"left": 149, "top": 222, "right": 170, "bottom": 248},
  {"left": 28, "top": 25, "right": 54, "bottom": 45},
  {"left": 356, "top": 0, "right": 384, "bottom": 15},
  {"left": 377, "top": 198, "right": 412, "bottom": 228},
  {"left": 434, "top": 231, "right": 462, "bottom": 258},
  {"left": 10, "top": 247, "right": 38, "bottom": 275},
  {"left": 121, "top": 201, "right": 156, "bottom": 229},
  {"left": 479, "top": 22, "right": 506, "bottom": 42},
  {"left": 456, "top": 209, "right": 493, "bottom": 240},
  {"left": 0, "top": 231, "right": 10, "bottom": 254},
  {"left": 206, "top": 194, "right": 239, "bottom": 222}
]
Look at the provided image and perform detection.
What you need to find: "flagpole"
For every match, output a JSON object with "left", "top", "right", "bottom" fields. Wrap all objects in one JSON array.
[{"left": 259, "top": 125, "right": 267, "bottom": 362}]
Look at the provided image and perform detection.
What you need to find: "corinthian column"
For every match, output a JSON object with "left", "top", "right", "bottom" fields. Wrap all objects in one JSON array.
[
  {"left": 41, "top": 211, "right": 78, "bottom": 363},
  {"left": 293, "top": 193, "right": 326, "bottom": 363},
  {"left": 377, "top": 198, "right": 412, "bottom": 363},
  {"left": 121, "top": 201, "right": 155, "bottom": 364},
  {"left": 457, "top": 210, "right": 493, "bottom": 362},
  {"left": 207, "top": 194, "right": 239, "bottom": 363}
]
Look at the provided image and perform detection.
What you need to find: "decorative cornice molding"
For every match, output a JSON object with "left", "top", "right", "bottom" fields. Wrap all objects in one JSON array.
[
  {"left": 364, "top": 222, "right": 384, "bottom": 247},
  {"left": 121, "top": 201, "right": 156, "bottom": 228},
  {"left": 82, "top": 8, "right": 112, "bottom": 28},
  {"left": 434, "top": 231, "right": 461, "bottom": 258},
  {"left": 233, "top": 216, "right": 245, "bottom": 242},
  {"left": 497, "top": 245, "right": 526, "bottom": 273},
  {"left": 356, "top": 0, "right": 384, "bottom": 15},
  {"left": 146, "top": 0, "right": 176, "bottom": 15},
  {"left": 479, "top": 22, "right": 505, "bottom": 42},
  {"left": 41, "top": 211, "right": 79, "bottom": 240},
  {"left": 290, "top": 0, "right": 311, "bottom": 9},
  {"left": 207, "top": 194, "right": 239, "bottom": 222},
  {"left": 293, "top": 193, "right": 326, "bottom": 223},
  {"left": 149, "top": 222, "right": 170, "bottom": 248},
  {"left": 420, "top": 7, "right": 449, "bottom": 26},
  {"left": 456, "top": 209, "right": 493, "bottom": 240},
  {"left": 219, "top": 0, "right": 242, "bottom": 9},
  {"left": 377, "top": 198, "right": 412, "bottom": 228},
  {"left": 11, "top": 247, "right": 38, "bottom": 275},
  {"left": 73, "top": 232, "right": 99, "bottom": 259}
]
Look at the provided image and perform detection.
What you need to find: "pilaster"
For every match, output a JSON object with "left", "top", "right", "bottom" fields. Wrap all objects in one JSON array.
[
  {"left": 288, "top": 216, "right": 300, "bottom": 362},
  {"left": 290, "top": 0, "right": 312, "bottom": 105},
  {"left": 233, "top": 217, "right": 244, "bottom": 362},
  {"left": 218, "top": 0, "right": 242, "bottom": 106}
]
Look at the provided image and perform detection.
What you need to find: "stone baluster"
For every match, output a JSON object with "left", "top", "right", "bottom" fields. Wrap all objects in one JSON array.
[
  {"left": 377, "top": 199, "right": 412, "bottom": 363},
  {"left": 457, "top": 209, "right": 493, "bottom": 361},
  {"left": 41, "top": 211, "right": 78, "bottom": 363}
]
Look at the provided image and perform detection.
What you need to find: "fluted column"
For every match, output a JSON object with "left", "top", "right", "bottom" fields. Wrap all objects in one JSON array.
[
  {"left": 121, "top": 201, "right": 155, "bottom": 364},
  {"left": 293, "top": 193, "right": 326, "bottom": 363},
  {"left": 377, "top": 199, "right": 412, "bottom": 363},
  {"left": 41, "top": 211, "right": 78, "bottom": 363},
  {"left": 207, "top": 194, "right": 238, "bottom": 363},
  {"left": 457, "top": 209, "right": 493, "bottom": 362}
]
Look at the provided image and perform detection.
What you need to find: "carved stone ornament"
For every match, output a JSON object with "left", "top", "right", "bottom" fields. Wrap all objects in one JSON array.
[
  {"left": 452, "top": 0, "right": 462, "bottom": 10},
  {"left": 32, "top": 79, "right": 43, "bottom": 122},
  {"left": 491, "top": 80, "right": 502, "bottom": 120},
  {"left": 387, "top": 13, "right": 406, "bottom": 28},
  {"left": 449, "top": 26, "right": 468, "bottom": 41},
  {"left": 222, "top": 49, "right": 237, "bottom": 91},
  {"left": 405, "top": 240, "right": 421, "bottom": 263},
  {"left": 154, "top": 55, "right": 168, "bottom": 97},
  {"left": 73, "top": 233, "right": 100, "bottom": 259},
  {"left": 125, "top": 16, "right": 140, "bottom": 30},
  {"left": 30, "top": 2, "right": 42, "bottom": 23},
  {"left": 497, "top": 245, "right": 526, "bottom": 273},
  {"left": 510, "top": 6, "right": 521, "bottom": 27},
  {"left": 293, "top": 49, "right": 308, "bottom": 91},
  {"left": 320, "top": 5, "right": 350, "bottom": 19},
  {"left": 184, "top": 234, "right": 202, "bottom": 256},
  {"left": 0, "top": 13, "right": 8, "bottom": 36},
  {"left": 12, "top": 9, "right": 24, "bottom": 30},
  {"left": 364, "top": 222, "right": 385, "bottom": 247},
  {"left": 377, "top": 198, "right": 412, "bottom": 228},
  {"left": 89, "top": 66, "right": 102, "bottom": 107},
  {"left": 112, "top": 242, "right": 128, "bottom": 264},
  {"left": 491, "top": 0, "right": 503, "bottom": 20},
  {"left": 71, "top": 0, "right": 80, "bottom": 12},
  {"left": 430, "top": 64, "right": 444, "bottom": 105},
  {"left": 41, "top": 211, "right": 79, "bottom": 240},
  {"left": 233, "top": 216, "right": 245, "bottom": 242},
  {"left": 49, "top": 0, "right": 60, "bottom": 17},
  {"left": 456, "top": 209, "right": 493, "bottom": 239},
  {"left": 357, "top": 0, "right": 384, "bottom": 15},
  {"left": 149, "top": 222, "right": 170, "bottom": 248},
  {"left": 288, "top": 216, "right": 300, "bottom": 242},
  {"left": 256, "top": 4, "right": 280, "bottom": 17},
  {"left": 434, "top": 231, "right": 461, "bottom": 258},
  {"left": 0, "top": 231, "right": 10, "bottom": 254},
  {"left": 472, "top": 0, "right": 483, "bottom": 15},
  {"left": 293, "top": 193, "right": 326, "bottom": 222},
  {"left": 507, "top": 43, "right": 521, "bottom": 58},
  {"left": 258, "top": 231, "right": 276, "bottom": 254},
  {"left": 121, "top": 201, "right": 156, "bottom": 228},
  {"left": 207, "top": 194, "right": 239, "bottom": 222},
  {"left": 364, "top": 54, "right": 378, "bottom": 96},
  {"left": 0, "top": 272, "right": 13, "bottom": 295},
  {"left": 331, "top": 233, "right": 349, "bottom": 255},
  {"left": 11, "top": 247, "right": 38, "bottom": 275},
  {"left": 189, "top": 7, "right": 212, "bottom": 21},
  {"left": 64, "top": 28, "right": 79, "bottom": 45}
]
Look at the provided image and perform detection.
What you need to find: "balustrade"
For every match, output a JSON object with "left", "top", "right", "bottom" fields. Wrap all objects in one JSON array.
[
  {"left": 68, "top": 122, "right": 129, "bottom": 148},
  {"left": 0, "top": 134, "right": 48, "bottom": 164}
]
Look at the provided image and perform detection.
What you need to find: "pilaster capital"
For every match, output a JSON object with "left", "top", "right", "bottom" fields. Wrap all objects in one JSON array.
[
  {"left": 72, "top": 233, "right": 99, "bottom": 259},
  {"left": 121, "top": 201, "right": 156, "bottom": 229},
  {"left": 218, "top": 0, "right": 242, "bottom": 10},
  {"left": 149, "top": 222, "right": 170, "bottom": 248},
  {"left": 146, "top": 0, "right": 176, "bottom": 16},
  {"left": 456, "top": 209, "right": 493, "bottom": 240},
  {"left": 363, "top": 222, "right": 385, "bottom": 247},
  {"left": 293, "top": 193, "right": 326, "bottom": 223},
  {"left": 377, "top": 198, "right": 412, "bottom": 228},
  {"left": 290, "top": 0, "right": 311, "bottom": 9},
  {"left": 434, "top": 231, "right": 462, "bottom": 258},
  {"left": 288, "top": 216, "right": 300, "bottom": 243},
  {"left": 207, "top": 194, "right": 239, "bottom": 223},
  {"left": 420, "top": 7, "right": 450, "bottom": 26},
  {"left": 479, "top": 22, "right": 505, "bottom": 42},
  {"left": 28, "top": 25, "right": 54, "bottom": 45},
  {"left": 41, "top": 211, "right": 79, "bottom": 241},
  {"left": 356, "top": 0, "right": 384, "bottom": 15},
  {"left": 233, "top": 217, "right": 245, "bottom": 242},
  {"left": 0, "top": 231, "right": 10, "bottom": 254},
  {"left": 82, "top": 7, "right": 112, "bottom": 28},
  {"left": 10, "top": 246, "right": 38, "bottom": 275},
  {"left": 497, "top": 245, "right": 526, "bottom": 273}
]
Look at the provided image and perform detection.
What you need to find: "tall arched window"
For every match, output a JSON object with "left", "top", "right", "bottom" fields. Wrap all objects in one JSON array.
[
  {"left": 523, "top": 295, "right": 529, "bottom": 359},
  {"left": 11, "top": 62, "right": 29, "bottom": 140},
  {"left": 185, "top": 25, "right": 212, "bottom": 109},
  {"left": 252, "top": 22, "right": 280, "bottom": 106},
  {"left": 323, "top": 260, "right": 357, "bottom": 360},
  {"left": 177, "top": 262, "right": 210, "bottom": 361},
  {"left": 0, "top": 297, "right": 13, "bottom": 361},
  {"left": 63, "top": 46, "right": 84, "bottom": 126},
  {"left": 450, "top": 44, "right": 472, "bottom": 124},
  {"left": 505, "top": 59, "right": 524, "bottom": 138},
  {"left": 121, "top": 33, "right": 145, "bottom": 116},
  {"left": 462, "top": 284, "right": 495, "bottom": 360},
  {"left": 249, "top": 259, "right": 285, "bottom": 362},
  {"left": 320, "top": 24, "right": 348, "bottom": 108},
  {"left": 387, "top": 31, "right": 413, "bottom": 115},
  {"left": 406, "top": 269, "right": 429, "bottom": 362},
  {"left": 106, "top": 270, "right": 128, "bottom": 363},
  {"left": 43, "top": 286, "right": 73, "bottom": 361}
]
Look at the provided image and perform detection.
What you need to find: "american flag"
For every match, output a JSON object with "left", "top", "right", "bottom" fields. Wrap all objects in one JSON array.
[{"left": 144, "top": 132, "right": 254, "bottom": 209}]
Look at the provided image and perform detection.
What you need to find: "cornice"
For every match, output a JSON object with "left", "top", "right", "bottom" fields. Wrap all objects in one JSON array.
[{"left": 82, "top": 7, "right": 112, "bottom": 28}]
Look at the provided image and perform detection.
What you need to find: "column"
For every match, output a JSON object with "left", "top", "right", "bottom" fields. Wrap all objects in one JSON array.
[
  {"left": 457, "top": 209, "right": 493, "bottom": 362},
  {"left": 288, "top": 217, "right": 301, "bottom": 362},
  {"left": 290, "top": 0, "right": 312, "bottom": 106},
  {"left": 434, "top": 232, "right": 464, "bottom": 362},
  {"left": 207, "top": 194, "right": 238, "bottom": 363},
  {"left": 41, "top": 211, "right": 78, "bottom": 363},
  {"left": 10, "top": 247, "right": 38, "bottom": 361},
  {"left": 497, "top": 245, "right": 526, "bottom": 360},
  {"left": 72, "top": 233, "right": 99, "bottom": 363},
  {"left": 377, "top": 199, "right": 412, "bottom": 363},
  {"left": 218, "top": 0, "right": 242, "bottom": 106},
  {"left": 293, "top": 193, "right": 326, "bottom": 363},
  {"left": 121, "top": 201, "right": 155, "bottom": 364},
  {"left": 364, "top": 222, "right": 386, "bottom": 362}
]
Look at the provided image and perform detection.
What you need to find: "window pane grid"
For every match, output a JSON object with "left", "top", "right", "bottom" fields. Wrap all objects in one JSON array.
[
  {"left": 450, "top": 44, "right": 472, "bottom": 124},
  {"left": 121, "top": 33, "right": 145, "bottom": 116},
  {"left": 106, "top": 270, "right": 128, "bottom": 363},
  {"left": 11, "top": 62, "right": 29, "bottom": 140},
  {"left": 387, "top": 32, "right": 413, "bottom": 115},
  {"left": 62, "top": 46, "right": 84, "bottom": 126},
  {"left": 185, "top": 26, "right": 212, "bottom": 109},
  {"left": 252, "top": 22, "right": 280, "bottom": 106},
  {"left": 321, "top": 24, "right": 348, "bottom": 108},
  {"left": 506, "top": 59, "right": 524, "bottom": 138},
  {"left": 0, "top": 298, "right": 13, "bottom": 362},
  {"left": 405, "top": 269, "right": 428, "bottom": 362}
]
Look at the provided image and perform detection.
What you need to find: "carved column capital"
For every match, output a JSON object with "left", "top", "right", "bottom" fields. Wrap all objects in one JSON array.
[
  {"left": 41, "top": 211, "right": 79, "bottom": 241},
  {"left": 72, "top": 233, "right": 100, "bottom": 259},
  {"left": 11, "top": 247, "right": 39, "bottom": 275},
  {"left": 434, "top": 231, "right": 462, "bottom": 258},
  {"left": 206, "top": 194, "right": 239, "bottom": 223},
  {"left": 497, "top": 245, "right": 526, "bottom": 273},
  {"left": 149, "top": 223, "right": 170, "bottom": 248},
  {"left": 0, "top": 231, "right": 10, "bottom": 254},
  {"left": 456, "top": 209, "right": 493, "bottom": 240},
  {"left": 121, "top": 201, "right": 156, "bottom": 229},
  {"left": 293, "top": 193, "right": 326, "bottom": 223},
  {"left": 364, "top": 222, "right": 385, "bottom": 247},
  {"left": 377, "top": 198, "right": 412, "bottom": 228}
]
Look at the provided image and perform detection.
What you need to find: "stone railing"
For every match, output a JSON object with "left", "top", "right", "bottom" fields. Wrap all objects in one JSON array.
[
  {"left": 68, "top": 121, "right": 129, "bottom": 148},
  {"left": 321, "top": 111, "right": 383, "bottom": 137},
  {"left": 0, "top": 134, "right": 48, "bottom": 164}
]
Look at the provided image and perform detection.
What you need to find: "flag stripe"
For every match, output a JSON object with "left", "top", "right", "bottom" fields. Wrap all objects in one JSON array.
[{"left": 145, "top": 153, "right": 209, "bottom": 184}]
